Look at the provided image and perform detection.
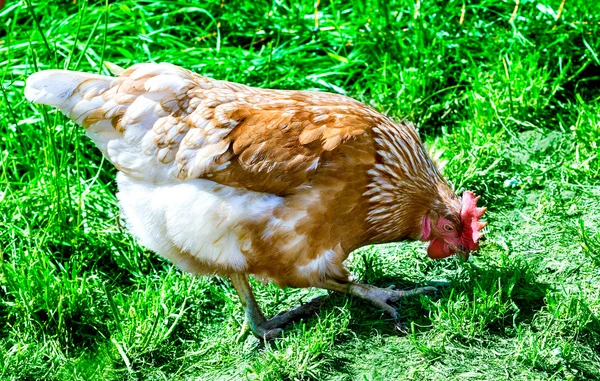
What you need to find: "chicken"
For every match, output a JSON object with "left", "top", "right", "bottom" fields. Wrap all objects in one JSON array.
[{"left": 24, "top": 62, "right": 486, "bottom": 340}]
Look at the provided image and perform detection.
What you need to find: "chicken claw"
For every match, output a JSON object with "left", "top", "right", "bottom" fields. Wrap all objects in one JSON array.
[
  {"left": 231, "top": 273, "right": 327, "bottom": 341},
  {"left": 232, "top": 273, "right": 436, "bottom": 340},
  {"left": 321, "top": 280, "right": 437, "bottom": 321}
]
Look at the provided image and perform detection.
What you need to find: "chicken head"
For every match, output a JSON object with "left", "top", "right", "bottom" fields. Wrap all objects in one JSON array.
[{"left": 422, "top": 191, "right": 486, "bottom": 260}]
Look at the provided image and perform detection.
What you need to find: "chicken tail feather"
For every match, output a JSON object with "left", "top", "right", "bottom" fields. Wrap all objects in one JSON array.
[{"left": 25, "top": 70, "right": 113, "bottom": 120}]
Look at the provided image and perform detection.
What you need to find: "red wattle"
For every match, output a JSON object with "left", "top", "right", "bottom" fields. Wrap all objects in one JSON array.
[{"left": 427, "top": 238, "right": 455, "bottom": 259}]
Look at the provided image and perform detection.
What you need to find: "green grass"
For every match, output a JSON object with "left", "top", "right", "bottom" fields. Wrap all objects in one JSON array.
[{"left": 1, "top": 0, "right": 600, "bottom": 379}]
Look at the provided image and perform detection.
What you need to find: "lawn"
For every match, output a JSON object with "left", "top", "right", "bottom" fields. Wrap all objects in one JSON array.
[{"left": 1, "top": 0, "right": 600, "bottom": 380}]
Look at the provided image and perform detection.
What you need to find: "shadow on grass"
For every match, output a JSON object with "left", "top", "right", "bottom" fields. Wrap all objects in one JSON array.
[{"left": 319, "top": 255, "right": 551, "bottom": 342}]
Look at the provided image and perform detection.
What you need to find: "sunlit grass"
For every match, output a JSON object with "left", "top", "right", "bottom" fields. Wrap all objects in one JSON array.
[{"left": 1, "top": 0, "right": 599, "bottom": 380}]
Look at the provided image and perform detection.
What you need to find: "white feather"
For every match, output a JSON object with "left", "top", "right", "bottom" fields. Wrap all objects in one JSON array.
[
  {"left": 144, "top": 74, "right": 190, "bottom": 93},
  {"left": 25, "top": 70, "right": 111, "bottom": 114},
  {"left": 116, "top": 173, "right": 283, "bottom": 273},
  {"left": 296, "top": 250, "right": 338, "bottom": 279}
]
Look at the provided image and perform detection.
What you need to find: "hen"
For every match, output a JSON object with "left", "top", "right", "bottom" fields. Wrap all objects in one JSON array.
[{"left": 25, "top": 63, "right": 486, "bottom": 340}]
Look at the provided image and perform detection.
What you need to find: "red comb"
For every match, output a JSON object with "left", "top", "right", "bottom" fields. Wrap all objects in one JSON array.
[{"left": 460, "top": 191, "right": 487, "bottom": 251}]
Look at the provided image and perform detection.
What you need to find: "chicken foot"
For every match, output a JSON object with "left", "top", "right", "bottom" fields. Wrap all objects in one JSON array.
[
  {"left": 230, "top": 273, "right": 327, "bottom": 342},
  {"left": 320, "top": 279, "right": 437, "bottom": 321},
  {"left": 230, "top": 274, "right": 435, "bottom": 341}
]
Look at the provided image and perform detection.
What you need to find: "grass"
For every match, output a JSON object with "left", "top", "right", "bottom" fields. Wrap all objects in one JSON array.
[{"left": 1, "top": 0, "right": 599, "bottom": 379}]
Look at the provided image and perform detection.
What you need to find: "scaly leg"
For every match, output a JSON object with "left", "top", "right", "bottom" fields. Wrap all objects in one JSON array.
[
  {"left": 230, "top": 273, "right": 327, "bottom": 341},
  {"left": 320, "top": 279, "right": 437, "bottom": 320}
]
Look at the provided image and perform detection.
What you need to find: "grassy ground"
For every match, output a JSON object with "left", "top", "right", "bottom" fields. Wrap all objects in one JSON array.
[{"left": 1, "top": 0, "right": 600, "bottom": 379}]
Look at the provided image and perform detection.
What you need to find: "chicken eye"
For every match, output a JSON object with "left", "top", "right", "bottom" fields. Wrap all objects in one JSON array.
[{"left": 444, "top": 225, "right": 454, "bottom": 232}]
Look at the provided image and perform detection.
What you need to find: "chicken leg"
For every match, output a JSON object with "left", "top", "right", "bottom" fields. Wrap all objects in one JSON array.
[
  {"left": 320, "top": 279, "right": 437, "bottom": 321},
  {"left": 231, "top": 274, "right": 436, "bottom": 341},
  {"left": 230, "top": 273, "right": 327, "bottom": 341}
]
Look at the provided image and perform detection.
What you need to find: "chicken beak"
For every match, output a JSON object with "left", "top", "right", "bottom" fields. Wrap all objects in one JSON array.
[{"left": 452, "top": 245, "right": 469, "bottom": 261}]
